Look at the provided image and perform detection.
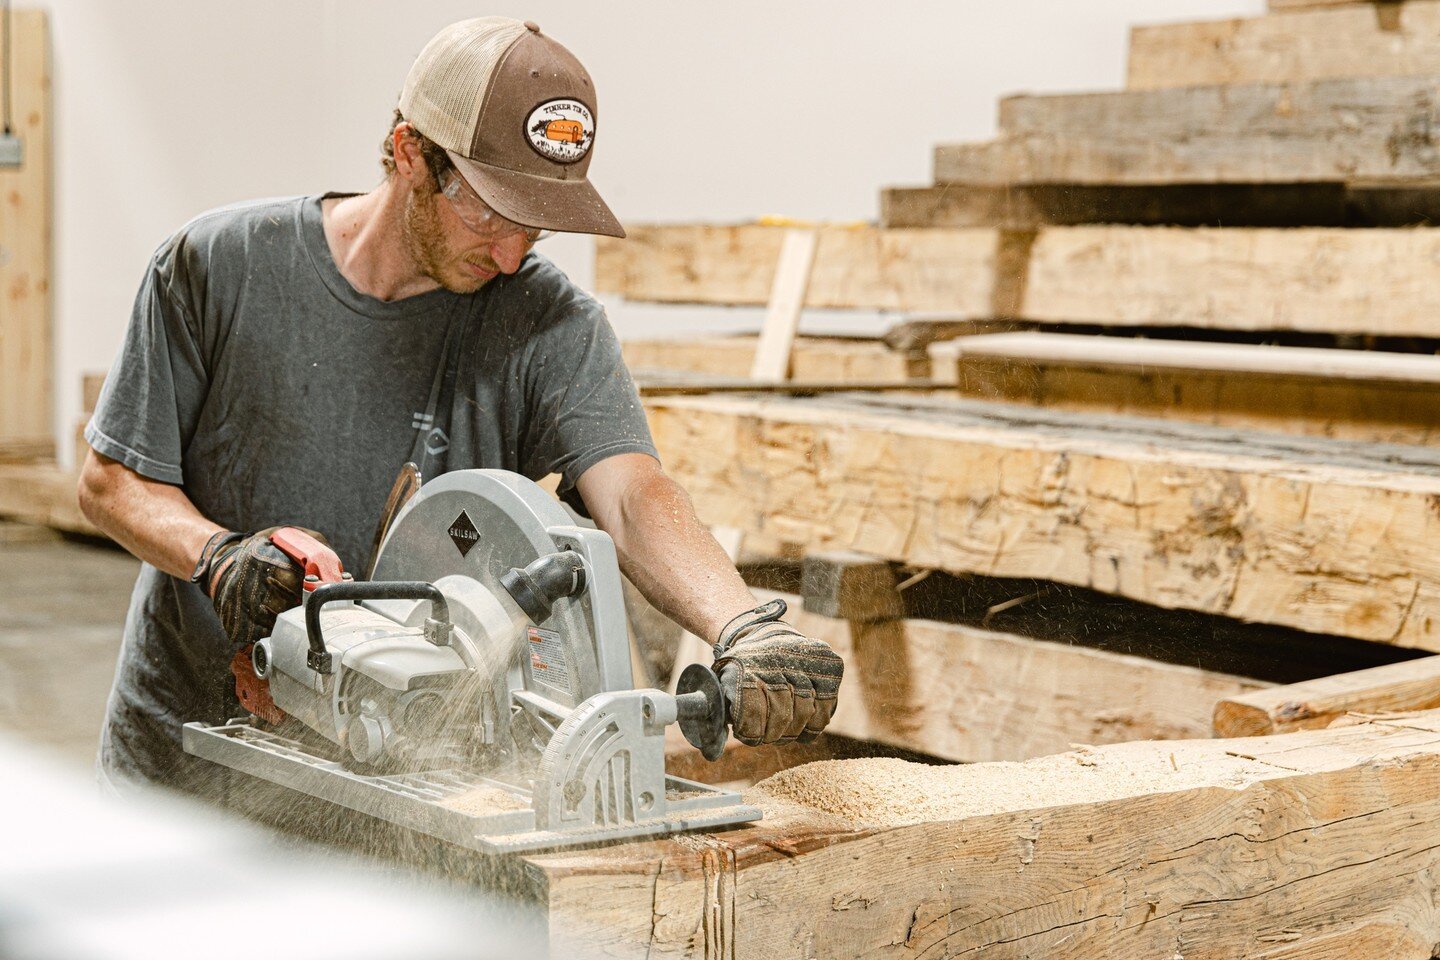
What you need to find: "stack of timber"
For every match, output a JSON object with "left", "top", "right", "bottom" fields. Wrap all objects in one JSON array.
[{"left": 0, "top": 373, "right": 103, "bottom": 538}]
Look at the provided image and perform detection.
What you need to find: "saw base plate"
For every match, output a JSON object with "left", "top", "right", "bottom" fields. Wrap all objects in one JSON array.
[{"left": 184, "top": 719, "right": 762, "bottom": 855}]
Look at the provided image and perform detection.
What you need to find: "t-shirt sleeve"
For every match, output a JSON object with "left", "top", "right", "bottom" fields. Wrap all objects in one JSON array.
[
  {"left": 84, "top": 238, "right": 209, "bottom": 485},
  {"left": 519, "top": 298, "right": 659, "bottom": 513}
]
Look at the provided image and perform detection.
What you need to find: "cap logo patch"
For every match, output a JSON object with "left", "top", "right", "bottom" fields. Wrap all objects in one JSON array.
[{"left": 525, "top": 99, "right": 594, "bottom": 164}]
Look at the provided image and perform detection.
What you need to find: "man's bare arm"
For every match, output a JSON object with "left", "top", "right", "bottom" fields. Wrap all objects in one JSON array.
[
  {"left": 575, "top": 453, "right": 757, "bottom": 643},
  {"left": 77, "top": 448, "right": 224, "bottom": 580}
]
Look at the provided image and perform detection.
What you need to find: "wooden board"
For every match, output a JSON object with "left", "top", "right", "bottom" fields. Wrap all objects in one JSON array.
[
  {"left": 749, "top": 229, "right": 817, "bottom": 382},
  {"left": 1215, "top": 656, "right": 1440, "bottom": 736},
  {"left": 1127, "top": 2, "right": 1440, "bottom": 90},
  {"left": 1023, "top": 226, "right": 1440, "bottom": 337},
  {"left": 0, "top": 10, "right": 52, "bottom": 450},
  {"left": 0, "top": 463, "right": 97, "bottom": 536},
  {"left": 929, "top": 334, "right": 1440, "bottom": 445},
  {"left": 934, "top": 75, "right": 1440, "bottom": 187},
  {"left": 603, "top": 223, "right": 1440, "bottom": 337},
  {"left": 884, "top": 182, "right": 1355, "bottom": 228},
  {"left": 522, "top": 712, "right": 1440, "bottom": 958},
  {"left": 644, "top": 393, "right": 1440, "bottom": 648},
  {"left": 768, "top": 590, "right": 1269, "bottom": 763},
  {"left": 622, "top": 336, "right": 926, "bottom": 383},
  {"left": 595, "top": 224, "right": 1012, "bottom": 316}
]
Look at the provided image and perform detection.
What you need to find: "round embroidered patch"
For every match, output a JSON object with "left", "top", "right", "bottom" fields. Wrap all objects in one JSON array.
[{"left": 524, "top": 99, "right": 595, "bottom": 164}]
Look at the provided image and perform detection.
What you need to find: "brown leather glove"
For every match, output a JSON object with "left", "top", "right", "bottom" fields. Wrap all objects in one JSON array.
[
  {"left": 712, "top": 598, "right": 844, "bottom": 746},
  {"left": 197, "top": 526, "right": 332, "bottom": 649}
]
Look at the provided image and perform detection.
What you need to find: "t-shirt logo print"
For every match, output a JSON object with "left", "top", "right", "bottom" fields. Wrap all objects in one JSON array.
[
  {"left": 525, "top": 99, "right": 594, "bottom": 164},
  {"left": 448, "top": 510, "right": 480, "bottom": 558}
]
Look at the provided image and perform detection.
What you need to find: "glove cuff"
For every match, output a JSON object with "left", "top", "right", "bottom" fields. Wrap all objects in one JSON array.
[
  {"left": 713, "top": 597, "right": 788, "bottom": 658},
  {"left": 189, "top": 530, "right": 244, "bottom": 590}
]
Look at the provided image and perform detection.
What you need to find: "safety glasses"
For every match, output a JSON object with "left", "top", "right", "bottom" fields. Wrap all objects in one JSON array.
[{"left": 438, "top": 168, "right": 550, "bottom": 244}]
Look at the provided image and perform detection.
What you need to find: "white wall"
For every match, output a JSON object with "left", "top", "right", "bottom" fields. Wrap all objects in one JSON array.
[{"left": 43, "top": 0, "right": 1263, "bottom": 467}]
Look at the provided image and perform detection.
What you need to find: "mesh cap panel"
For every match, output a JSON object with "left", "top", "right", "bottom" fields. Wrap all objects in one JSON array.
[{"left": 399, "top": 17, "right": 528, "bottom": 153}]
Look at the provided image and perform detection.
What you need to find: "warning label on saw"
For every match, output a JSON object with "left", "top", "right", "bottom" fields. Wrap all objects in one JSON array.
[{"left": 527, "top": 626, "right": 571, "bottom": 692}]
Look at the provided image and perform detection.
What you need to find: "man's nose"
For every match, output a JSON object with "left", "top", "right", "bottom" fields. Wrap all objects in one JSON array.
[{"left": 490, "top": 233, "right": 529, "bottom": 274}]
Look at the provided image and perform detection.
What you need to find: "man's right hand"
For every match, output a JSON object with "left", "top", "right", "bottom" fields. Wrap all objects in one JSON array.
[{"left": 202, "top": 526, "right": 333, "bottom": 648}]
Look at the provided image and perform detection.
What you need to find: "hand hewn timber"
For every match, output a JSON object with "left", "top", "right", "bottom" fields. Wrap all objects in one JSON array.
[
  {"left": 595, "top": 224, "right": 1016, "bottom": 316},
  {"left": 522, "top": 712, "right": 1440, "bottom": 958},
  {"left": 622, "top": 336, "right": 927, "bottom": 383},
  {"left": 600, "top": 223, "right": 1440, "bottom": 337},
  {"left": 1215, "top": 656, "right": 1440, "bottom": 736},
  {"left": 770, "top": 590, "right": 1269, "bottom": 763},
  {"left": 933, "top": 75, "right": 1440, "bottom": 187},
  {"left": 643, "top": 393, "right": 1440, "bottom": 647},
  {"left": 1023, "top": 226, "right": 1440, "bottom": 337},
  {"left": 928, "top": 333, "right": 1440, "bottom": 445},
  {"left": 885, "top": 182, "right": 1357, "bottom": 228},
  {"left": 0, "top": 463, "right": 99, "bottom": 537},
  {"left": 1128, "top": 2, "right": 1440, "bottom": 89}
]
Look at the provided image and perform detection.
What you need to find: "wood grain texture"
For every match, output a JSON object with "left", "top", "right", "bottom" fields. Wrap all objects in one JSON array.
[
  {"left": 769, "top": 590, "right": 1269, "bottom": 763},
  {"left": 644, "top": 393, "right": 1440, "bottom": 647},
  {"left": 1128, "top": 2, "right": 1440, "bottom": 90},
  {"left": 927, "top": 334, "right": 1440, "bottom": 445},
  {"left": 622, "top": 336, "right": 926, "bottom": 383},
  {"left": 1023, "top": 226, "right": 1440, "bottom": 337},
  {"left": 524, "top": 713, "right": 1440, "bottom": 958},
  {"left": 936, "top": 75, "right": 1440, "bottom": 186},
  {"left": 595, "top": 224, "right": 1007, "bottom": 315},
  {"left": 1215, "top": 655, "right": 1440, "bottom": 735},
  {"left": 0, "top": 10, "right": 52, "bottom": 449},
  {"left": 0, "top": 463, "right": 96, "bottom": 536}
]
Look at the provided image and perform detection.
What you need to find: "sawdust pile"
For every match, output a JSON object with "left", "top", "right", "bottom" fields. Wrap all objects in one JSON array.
[
  {"left": 440, "top": 785, "right": 529, "bottom": 816},
  {"left": 749, "top": 746, "right": 1278, "bottom": 827}
]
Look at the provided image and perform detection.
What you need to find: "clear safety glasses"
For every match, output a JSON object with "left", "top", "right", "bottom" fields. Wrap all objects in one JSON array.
[{"left": 438, "top": 169, "right": 551, "bottom": 244}]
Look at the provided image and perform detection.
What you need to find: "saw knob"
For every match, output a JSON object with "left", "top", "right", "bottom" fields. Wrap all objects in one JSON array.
[{"left": 675, "top": 663, "right": 728, "bottom": 762}]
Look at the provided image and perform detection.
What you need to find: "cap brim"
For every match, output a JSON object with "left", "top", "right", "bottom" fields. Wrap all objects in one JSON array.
[{"left": 446, "top": 150, "right": 625, "bottom": 239}]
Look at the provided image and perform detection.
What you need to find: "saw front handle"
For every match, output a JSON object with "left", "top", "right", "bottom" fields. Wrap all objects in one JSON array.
[
  {"left": 675, "top": 663, "right": 729, "bottom": 761},
  {"left": 270, "top": 527, "right": 348, "bottom": 591},
  {"left": 302, "top": 580, "right": 453, "bottom": 675}
]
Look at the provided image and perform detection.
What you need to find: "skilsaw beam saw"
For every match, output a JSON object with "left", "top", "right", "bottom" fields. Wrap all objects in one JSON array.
[{"left": 182, "top": 469, "right": 760, "bottom": 854}]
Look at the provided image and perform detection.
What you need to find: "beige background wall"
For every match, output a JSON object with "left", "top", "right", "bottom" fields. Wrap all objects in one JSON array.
[{"left": 41, "top": 0, "right": 1261, "bottom": 466}]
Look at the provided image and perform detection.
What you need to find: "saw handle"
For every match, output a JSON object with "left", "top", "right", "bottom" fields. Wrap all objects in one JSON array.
[
  {"left": 270, "top": 527, "right": 347, "bottom": 591},
  {"left": 303, "top": 580, "right": 451, "bottom": 675}
]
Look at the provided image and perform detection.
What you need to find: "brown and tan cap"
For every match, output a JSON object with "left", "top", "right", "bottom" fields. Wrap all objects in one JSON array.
[{"left": 400, "top": 17, "right": 624, "bottom": 238}]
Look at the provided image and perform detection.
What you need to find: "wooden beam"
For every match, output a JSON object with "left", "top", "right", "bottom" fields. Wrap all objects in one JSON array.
[
  {"left": 1023, "top": 226, "right": 1440, "bottom": 337},
  {"left": 939, "top": 332, "right": 1440, "bottom": 386},
  {"left": 1127, "top": 2, "right": 1440, "bottom": 90},
  {"left": 0, "top": 463, "right": 99, "bottom": 537},
  {"left": 622, "top": 335, "right": 927, "bottom": 383},
  {"left": 798, "top": 552, "right": 903, "bottom": 622},
  {"left": 1215, "top": 656, "right": 1440, "bottom": 736},
  {"left": 774, "top": 590, "right": 1267, "bottom": 762},
  {"left": 595, "top": 224, "right": 1010, "bottom": 316},
  {"left": 929, "top": 334, "right": 1440, "bottom": 445},
  {"left": 605, "top": 223, "right": 1440, "bottom": 337},
  {"left": 644, "top": 393, "right": 1440, "bottom": 647},
  {"left": 523, "top": 712, "right": 1440, "bottom": 958},
  {"left": 0, "top": 10, "right": 52, "bottom": 450},
  {"left": 885, "top": 182, "right": 1354, "bottom": 228},
  {"left": 934, "top": 75, "right": 1440, "bottom": 187}
]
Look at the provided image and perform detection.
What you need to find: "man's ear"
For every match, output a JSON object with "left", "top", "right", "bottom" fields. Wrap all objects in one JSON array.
[{"left": 391, "top": 122, "right": 428, "bottom": 184}]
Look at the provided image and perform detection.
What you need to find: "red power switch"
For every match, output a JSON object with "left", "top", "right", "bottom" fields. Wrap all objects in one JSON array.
[{"left": 270, "top": 527, "right": 347, "bottom": 591}]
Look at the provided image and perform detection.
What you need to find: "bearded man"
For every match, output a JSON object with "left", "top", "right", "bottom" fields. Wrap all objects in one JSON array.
[{"left": 78, "top": 17, "right": 843, "bottom": 797}]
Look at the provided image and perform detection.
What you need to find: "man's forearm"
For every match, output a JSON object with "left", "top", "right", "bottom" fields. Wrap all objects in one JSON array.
[
  {"left": 77, "top": 449, "right": 224, "bottom": 581},
  {"left": 599, "top": 472, "right": 758, "bottom": 643}
]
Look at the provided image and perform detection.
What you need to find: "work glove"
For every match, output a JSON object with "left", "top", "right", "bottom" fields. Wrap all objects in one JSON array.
[
  {"left": 195, "top": 526, "right": 333, "bottom": 649},
  {"left": 712, "top": 598, "right": 844, "bottom": 746}
]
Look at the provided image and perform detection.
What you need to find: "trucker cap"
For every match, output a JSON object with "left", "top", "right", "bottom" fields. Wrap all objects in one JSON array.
[{"left": 399, "top": 17, "right": 624, "bottom": 238}]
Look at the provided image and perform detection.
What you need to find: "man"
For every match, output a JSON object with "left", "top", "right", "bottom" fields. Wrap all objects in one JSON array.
[{"left": 79, "top": 17, "right": 843, "bottom": 796}]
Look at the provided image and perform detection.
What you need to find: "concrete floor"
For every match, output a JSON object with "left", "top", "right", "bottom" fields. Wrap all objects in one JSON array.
[{"left": 0, "top": 525, "right": 138, "bottom": 766}]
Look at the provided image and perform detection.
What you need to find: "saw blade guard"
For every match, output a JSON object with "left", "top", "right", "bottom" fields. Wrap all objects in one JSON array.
[{"left": 371, "top": 470, "right": 634, "bottom": 706}]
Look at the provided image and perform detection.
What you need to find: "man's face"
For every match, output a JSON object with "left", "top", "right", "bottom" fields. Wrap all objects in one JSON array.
[{"left": 401, "top": 173, "right": 530, "bottom": 294}]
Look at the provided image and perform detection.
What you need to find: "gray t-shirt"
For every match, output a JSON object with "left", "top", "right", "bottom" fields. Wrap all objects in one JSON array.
[{"left": 87, "top": 195, "right": 656, "bottom": 793}]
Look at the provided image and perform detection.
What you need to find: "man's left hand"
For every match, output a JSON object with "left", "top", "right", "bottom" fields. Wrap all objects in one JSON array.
[{"left": 712, "top": 599, "right": 844, "bottom": 746}]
